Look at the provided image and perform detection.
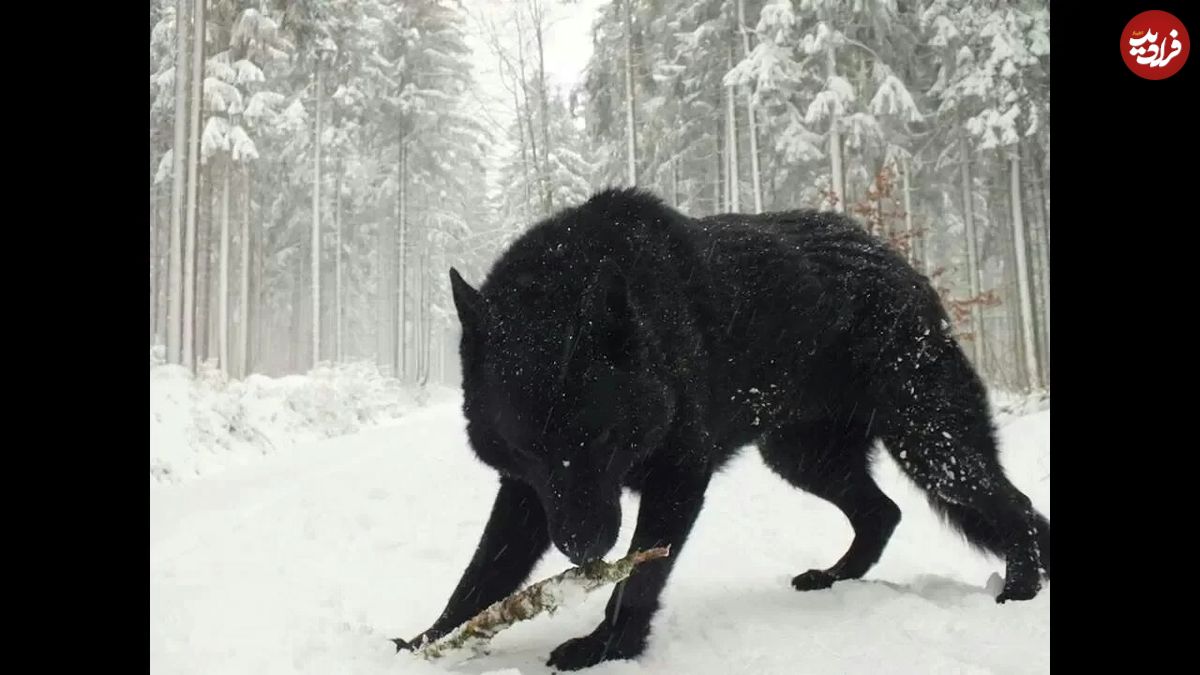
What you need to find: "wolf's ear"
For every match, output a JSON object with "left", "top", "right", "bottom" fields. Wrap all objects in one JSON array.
[
  {"left": 579, "top": 259, "right": 638, "bottom": 368},
  {"left": 449, "top": 267, "right": 487, "bottom": 336}
]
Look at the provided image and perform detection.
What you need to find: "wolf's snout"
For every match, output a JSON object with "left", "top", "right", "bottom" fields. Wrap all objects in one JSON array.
[
  {"left": 548, "top": 495, "right": 621, "bottom": 565},
  {"left": 556, "top": 531, "right": 612, "bottom": 565}
]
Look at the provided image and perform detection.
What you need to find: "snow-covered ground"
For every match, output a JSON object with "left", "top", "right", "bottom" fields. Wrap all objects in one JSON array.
[{"left": 150, "top": 379, "right": 1049, "bottom": 675}]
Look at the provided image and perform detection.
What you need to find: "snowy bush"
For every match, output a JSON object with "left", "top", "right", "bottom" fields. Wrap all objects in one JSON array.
[{"left": 150, "top": 350, "right": 451, "bottom": 484}]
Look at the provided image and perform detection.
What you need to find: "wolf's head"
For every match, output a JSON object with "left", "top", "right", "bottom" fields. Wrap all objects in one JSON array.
[{"left": 449, "top": 261, "right": 675, "bottom": 564}]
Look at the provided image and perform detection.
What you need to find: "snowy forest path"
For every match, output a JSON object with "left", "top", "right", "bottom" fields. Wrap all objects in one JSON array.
[{"left": 150, "top": 398, "right": 1049, "bottom": 675}]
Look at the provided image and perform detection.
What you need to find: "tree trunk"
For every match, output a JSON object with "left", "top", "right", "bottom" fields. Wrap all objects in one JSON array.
[
  {"left": 713, "top": 125, "right": 723, "bottom": 214},
  {"left": 182, "top": 0, "right": 206, "bottom": 370},
  {"left": 671, "top": 156, "right": 679, "bottom": 208},
  {"left": 436, "top": 322, "right": 445, "bottom": 384},
  {"left": 737, "top": 0, "right": 762, "bottom": 213},
  {"left": 1021, "top": 141, "right": 1048, "bottom": 387},
  {"left": 512, "top": 81, "right": 531, "bottom": 224},
  {"left": 1001, "top": 204, "right": 1023, "bottom": 391},
  {"left": 335, "top": 157, "right": 343, "bottom": 363},
  {"left": 210, "top": 166, "right": 221, "bottom": 364},
  {"left": 532, "top": 0, "right": 553, "bottom": 213},
  {"left": 958, "top": 128, "right": 982, "bottom": 364},
  {"left": 623, "top": 0, "right": 637, "bottom": 186},
  {"left": 251, "top": 168, "right": 263, "bottom": 374},
  {"left": 725, "top": 43, "right": 739, "bottom": 213},
  {"left": 150, "top": 145, "right": 160, "bottom": 344},
  {"left": 155, "top": 192, "right": 169, "bottom": 344},
  {"left": 1009, "top": 151, "right": 1040, "bottom": 390},
  {"left": 240, "top": 165, "right": 250, "bottom": 378},
  {"left": 218, "top": 159, "right": 230, "bottom": 372},
  {"left": 377, "top": 213, "right": 391, "bottom": 374},
  {"left": 291, "top": 246, "right": 303, "bottom": 372},
  {"left": 921, "top": 195, "right": 933, "bottom": 276},
  {"left": 397, "top": 139, "right": 408, "bottom": 381},
  {"left": 417, "top": 247, "right": 428, "bottom": 385},
  {"left": 514, "top": 17, "right": 543, "bottom": 216},
  {"left": 902, "top": 156, "right": 914, "bottom": 266},
  {"left": 200, "top": 164, "right": 213, "bottom": 365},
  {"left": 167, "top": 0, "right": 189, "bottom": 365},
  {"left": 311, "top": 59, "right": 323, "bottom": 368},
  {"left": 825, "top": 45, "right": 844, "bottom": 213},
  {"left": 878, "top": 180, "right": 887, "bottom": 240},
  {"left": 1031, "top": 143, "right": 1050, "bottom": 386}
]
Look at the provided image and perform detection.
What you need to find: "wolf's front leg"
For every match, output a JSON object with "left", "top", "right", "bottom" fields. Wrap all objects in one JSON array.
[
  {"left": 394, "top": 477, "right": 550, "bottom": 651},
  {"left": 546, "top": 460, "right": 711, "bottom": 671}
]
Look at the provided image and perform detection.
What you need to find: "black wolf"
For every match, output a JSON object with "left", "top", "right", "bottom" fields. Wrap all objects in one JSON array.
[{"left": 394, "top": 189, "right": 1050, "bottom": 670}]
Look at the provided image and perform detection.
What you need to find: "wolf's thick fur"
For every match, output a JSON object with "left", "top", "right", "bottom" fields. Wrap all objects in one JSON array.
[{"left": 395, "top": 189, "right": 1050, "bottom": 670}]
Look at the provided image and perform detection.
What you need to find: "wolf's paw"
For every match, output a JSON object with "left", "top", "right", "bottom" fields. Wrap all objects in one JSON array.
[
  {"left": 391, "top": 628, "right": 443, "bottom": 653},
  {"left": 791, "top": 568, "right": 838, "bottom": 591},
  {"left": 547, "top": 628, "right": 644, "bottom": 671},
  {"left": 995, "top": 575, "right": 1041, "bottom": 603}
]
